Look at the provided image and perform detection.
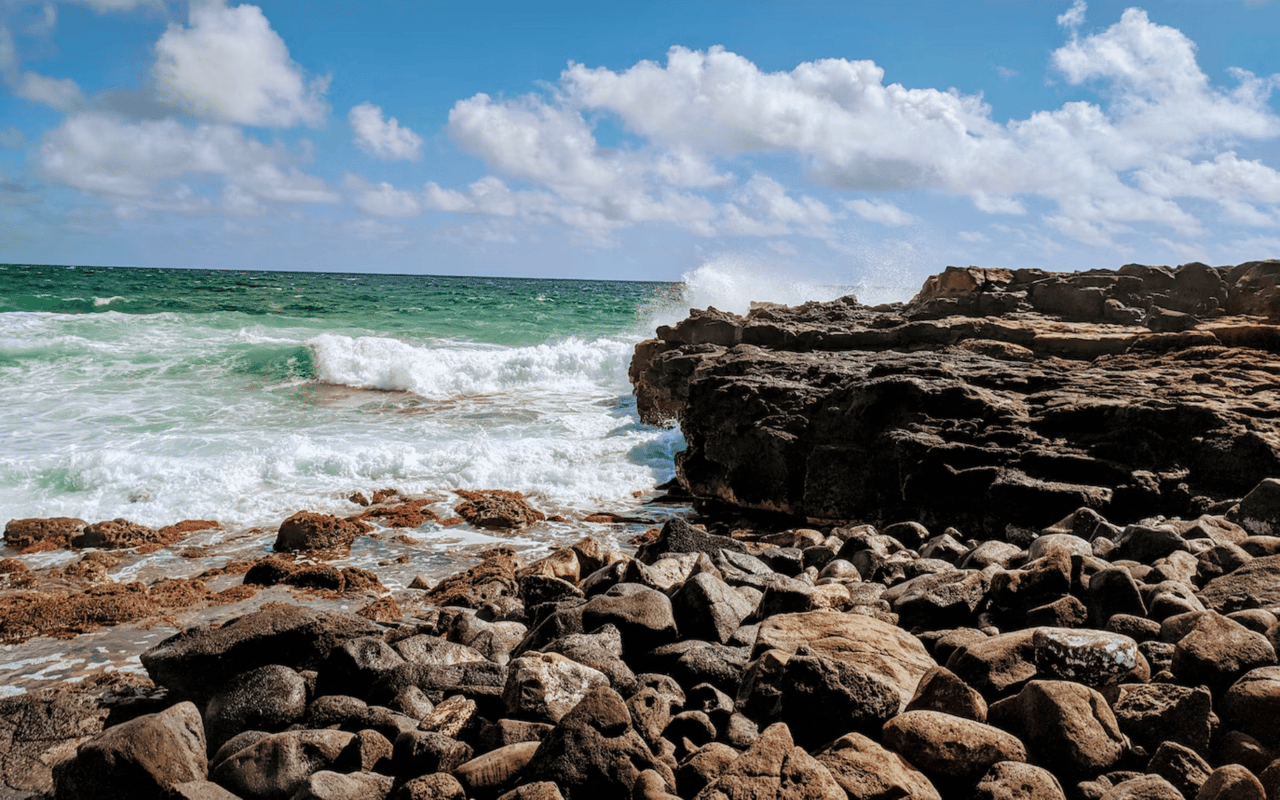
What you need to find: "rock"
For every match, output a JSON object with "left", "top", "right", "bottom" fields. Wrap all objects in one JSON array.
[
  {"left": 496, "top": 783, "right": 564, "bottom": 800},
  {"left": 290, "top": 770, "right": 395, "bottom": 800},
  {"left": 581, "top": 583, "right": 679, "bottom": 654},
  {"left": 646, "top": 640, "right": 750, "bottom": 696},
  {"left": 521, "top": 685, "right": 675, "bottom": 799},
  {"left": 1231, "top": 478, "right": 1280, "bottom": 537},
  {"left": 1101, "top": 774, "right": 1185, "bottom": 799},
  {"left": 815, "top": 732, "right": 941, "bottom": 800},
  {"left": 740, "top": 648, "right": 903, "bottom": 748},
  {"left": 1200, "top": 555, "right": 1280, "bottom": 613},
  {"left": 880, "top": 569, "right": 991, "bottom": 630},
  {"left": 502, "top": 651, "right": 610, "bottom": 724},
  {"left": 1147, "top": 740, "right": 1213, "bottom": 799},
  {"left": 392, "top": 772, "right": 466, "bottom": 800},
  {"left": 1107, "top": 683, "right": 1213, "bottom": 756},
  {"left": 1167, "top": 611, "right": 1277, "bottom": 693},
  {"left": 670, "top": 572, "right": 754, "bottom": 645},
  {"left": 635, "top": 518, "right": 747, "bottom": 564},
  {"left": 453, "top": 490, "right": 545, "bottom": 529},
  {"left": 421, "top": 549, "right": 520, "bottom": 610},
  {"left": 319, "top": 636, "right": 407, "bottom": 699},
  {"left": 392, "top": 731, "right": 473, "bottom": 782},
  {"left": 204, "top": 664, "right": 307, "bottom": 749},
  {"left": 905, "top": 666, "right": 988, "bottom": 722},
  {"left": 52, "top": 701, "right": 206, "bottom": 800},
  {"left": 142, "top": 605, "right": 382, "bottom": 702},
  {"left": 541, "top": 624, "right": 638, "bottom": 696},
  {"left": 393, "top": 634, "right": 487, "bottom": 667},
  {"left": 753, "top": 610, "right": 937, "bottom": 709},
  {"left": 3, "top": 516, "right": 86, "bottom": 550},
  {"left": 1196, "top": 765, "right": 1267, "bottom": 800},
  {"left": 418, "top": 695, "right": 478, "bottom": 739},
  {"left": 72, "top": 518, "right": 159, "bottom": 549},
  {"left": 1088, "top": 568, "right": 1149, "bottom": 627},
  {"left": 945, "top": 629, "right": 1039, "bottom": 701},
  {"left": 453, "top": 741, "right": 541, "bottom": 797},
  {"left": 627, "top": 673, "right": 685, "bottom": 750},
  {"left": 1222, "top": 666, "right": 1280, "bottom": 749},
  {"left": 211, "top": 729, "right": 358, "bottom": 800},
  {"left": 692, "top": 722, "right": 844, "bottom": 800},
  {"left": 677, "top": 742, "right": 740, "bottom": 797},
  {"left": 994, "top": 680, "right": 1126, "bottom": 779},
  {"left": 274, "top": 511, "right": 370, "bottom": 553},
  {"left": 1032, "top": 627, "right": 1140, "bottom": 688},
  {"left": 881, "top": 710, "right": 1027, "bottom": 786},
  {"left": 972, "top": 761, "right": 1068, "bottom": 800},
  {"left": 629, "top": 263, "right": 1280, "bottom": 531}
]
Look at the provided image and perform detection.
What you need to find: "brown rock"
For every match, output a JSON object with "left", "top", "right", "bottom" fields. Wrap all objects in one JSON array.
[
  {"left": 693, "top": 722, "right": 844, "bottom": 800},
  {"left": 815, "top": 732, "right": 941, "bottom": 800},
  {"left": 881, "top": 710, "right": 1027, "bottom": 785},
  {"left": 274, "top": 511, "right": 371, "bottom": 554},
  {"left": 993, "top": 680, "right": 1127, "bottom": 779},
  {"left": 973, "top": 761, "right": 1068, "bottom": 800},
  {"left": 1168, "top": 611, "right": 1277, "bottom": 693},
  {"left": 754, "top": 610, "right": 937, "bottom": 709},
  {"left": 52, "top": 701, "right": 207, "bottom": 800},
  {"left": 905, "top": 666, "right": 988, "bottom": 722},
  {"left": 453, "top": 489, "right": 546, "bottom": 529},
  {"left": 1196, "top": 764, "right": 1267, "bottom": 800},
  {"left": 1101, "top": 774, "right": 1185, "bottom": 799},
  {"left": 3, "top": 516, "right": 85, "bottom": 549},
  {"left": 393, "top": 772, "right": 466, "bottom": 800},
  {"left": 1147, "top": 740, "right": 1213, "bottom": 799},
  {"left": 1223, "top": 666, "right": 1280, "bottom": 749},
  {"left": 211, "top": 729, "right": 358, "bottom": 799},
  {"left": 72, "top": 518, "right": 158, "bottom": 549},
  {"left": 945, "top": 629, "right": 1038, "bottom": 701}
]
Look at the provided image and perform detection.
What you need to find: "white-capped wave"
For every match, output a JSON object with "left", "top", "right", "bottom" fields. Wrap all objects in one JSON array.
[
  {"left": 94, "top": 296, "right": 127, "bottom": 307},
  {"left": 310, "top": 334, "right": 634, "bottom": 397}
]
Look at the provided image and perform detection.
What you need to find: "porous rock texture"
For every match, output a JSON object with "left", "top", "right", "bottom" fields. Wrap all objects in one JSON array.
[{"left": 631, "top": 261, "right": 1280, "bottom": 530}]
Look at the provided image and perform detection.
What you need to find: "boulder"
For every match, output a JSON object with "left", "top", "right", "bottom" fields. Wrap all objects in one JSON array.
[
  {"left": 3, "top": 516, "right": 86, "bottom": 550},
  {"left": 1032, "top": 627, "right": 1140, "bottom": 688},
  {"left": 905, "top": 666, "right": 988, "bottom": 722},
  {"left": 753, "top": 610, "right": 936, "bottom": 709},
  {"left": 1200, "top": 554, "right": 1280, "bottom": 613},
  {"left": 1222, "top": 666, "right": 1280, "bottom": 749},
  {"left": 945, "top": 629, "right": 1039, "bottom": 701},
  {"left": 392, "top": 731, "right": 473, "bottom": 783},
  {"left": 636, "top": 518, "right": 747, "bottom": 564},
  {"left": 1230, "top": 478, "right": 1280, "bottom": 537},
  {"left": 692, "top": 722, "right": 844, "bottom": 800},
  {"left": 991, "top": 680, "right": 1127, "bottom": 780},
  {"left": 815, "top": 732, "right": 941, "bottom": 800},
  {"left": 1107, "top": 683, "right": 1213, "bottom": 756},
  {"left": 670, "top": 572, "right": 754, "bottom": 645},
  {"left": 52, "top": 701, "right": 206, "bottom": 800},
  {"left": 203, "top": 664, "right": 307, "bottom": 749},
  {"left": 502, "top": 651, "right": 610, "bottom": 724},
  {"left": 274, "top": 511, "right": 370, "bottom": 553},
  {"left": 72, "top": 518, "right": 159, "bottom": 549},
  {"left": 141, "top": 605, "right": 381, "bottom": 702},
  {"left": 453, "top": 490, "right": 546, "bottom": 529},
  {"left": 290, "top": 770, "right": 395, "bottom": 800},
  {"left": 1147, "top": 740, "right": 1212, "bottom": 799},
  {"left": 581, "top": 583, "right": 679, "bottom": 654},
  {"left": 1167, "top": 611, "right": 1277, "bottom": 693},
  {"left": 1196, "top": 765, "right": 1267, "bottom": 800},
  {"left": 521, "top": 685, "right": 675, "bottom": 799},
  {"left": 210, "top": 729, "right": 358, "bottom": 800},
  {"left": 1100, "top": 774, "right": 1185, "bottom": 799},
  {"left": 453, "top": 741, "right": 542, "bottom": 797},
  {"left": 972, "top": 761, "right": 1068, "bottom": 800},
  {"left": 881, "top": 710, "right": 1027, "bottom": 786}
]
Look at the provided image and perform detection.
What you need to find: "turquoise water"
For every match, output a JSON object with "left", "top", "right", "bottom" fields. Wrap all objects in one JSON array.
[{"left": 0, "top": 261, "right": 898, "bottom": 571}]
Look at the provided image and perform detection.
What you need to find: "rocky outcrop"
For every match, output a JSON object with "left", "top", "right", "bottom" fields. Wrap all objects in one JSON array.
[{"left": 630, "top": 261, "right": 1280, "bottom": 530}]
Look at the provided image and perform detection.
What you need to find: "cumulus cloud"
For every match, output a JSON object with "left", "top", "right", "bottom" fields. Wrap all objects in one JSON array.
[
  {"left": 344, "top": 174, "right": 423, "bottom": 217},
  {"left": 39, "top": 113, "right": 337, "bottom": 207},
  {"left": 17, "top": 71, "right": 83, "bottom": 110},
  {"left": 152, "top": 0, "right": 328, "bottom": 127},
  {"left": 60, "top": 0, "right": 165, "bottom": 11},
  {"left": 349, "top": 102, "right": 424, "bottom": 161},
  {"left": 847, "top": 198, "right": 916, "bottom": 226},
  {"left": 422, "top": 8, "right": 1280, "bottom": 251}
]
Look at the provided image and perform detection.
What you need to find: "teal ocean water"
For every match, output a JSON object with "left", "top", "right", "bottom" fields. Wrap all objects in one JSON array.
[{"left": 1, "top": 262, "right": 904, "bottom": 568}]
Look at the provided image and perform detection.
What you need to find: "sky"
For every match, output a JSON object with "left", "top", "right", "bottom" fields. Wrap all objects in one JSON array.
[{"left": 1, "top": 0, "right": 1279, "bottom": 286}]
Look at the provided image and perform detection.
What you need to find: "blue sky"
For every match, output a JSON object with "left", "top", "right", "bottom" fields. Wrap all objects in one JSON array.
[{"left": 1, "top": 0, "right": 1278, "bottom": 286}]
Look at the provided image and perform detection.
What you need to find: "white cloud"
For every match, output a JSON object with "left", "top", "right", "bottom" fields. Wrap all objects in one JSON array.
[
  {"left": 60, "top": 0, "right": 164, "bottom": 11},
  {"left": 152, "top": 0, "right": 327, "bottom": 127},
  {"left": 846, "top": 198, "right": 916, "bottom": 226},
  {"left": 344, "top": 175, "right": 423, "bottom": 217},
  {"left": 349, "top": 102, "right": 424, "bottom": 161},
  {"left": 39, "top": 113, "right": 338, "bottom": 206},
  {"left": 1057, "top": 0, "right": 1087, "bottom": 31},
  {"left": 17, "top": 71, "right": 83, "bottom": 110},
  {"left": 958, "top": 231, "right": 990, "bottom": 243}
]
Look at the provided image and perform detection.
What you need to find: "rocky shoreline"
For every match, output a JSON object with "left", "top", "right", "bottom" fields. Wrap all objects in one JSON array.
[{"left": 5, "top": 261, "right": 1280, "bottom": 800}]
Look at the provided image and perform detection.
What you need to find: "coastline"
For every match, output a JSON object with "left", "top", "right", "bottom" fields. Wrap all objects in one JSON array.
[{"left": 5, "top": 261, "right": 1280, "bottom": 799}]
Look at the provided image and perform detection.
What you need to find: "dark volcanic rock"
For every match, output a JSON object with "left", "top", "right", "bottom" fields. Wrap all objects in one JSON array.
[
  {"left": 629, "top": 262, "right": 1280, "bottom": 528},
  {"left": 140, "top": 605, "right": 382, "bottom": 702},
  {"left": 274, "top": 511, "right": 371, "bottom": 554}
]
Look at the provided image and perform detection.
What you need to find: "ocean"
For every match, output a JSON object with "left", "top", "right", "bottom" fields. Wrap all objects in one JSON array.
[{"left": 0, "top": 261, "right": 901, "bottom": 691}]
